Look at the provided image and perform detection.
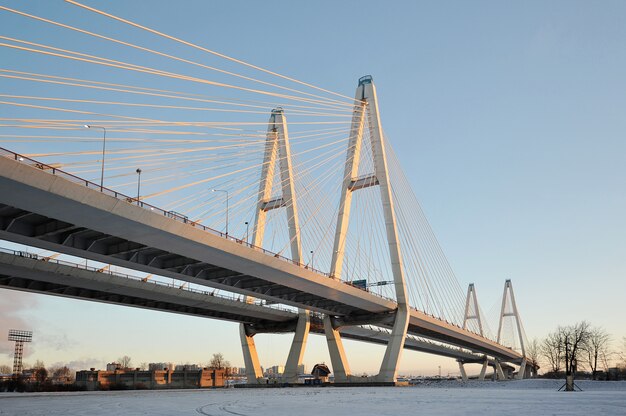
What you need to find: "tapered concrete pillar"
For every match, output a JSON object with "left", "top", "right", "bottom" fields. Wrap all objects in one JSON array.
[
  {"left": 478, "top": 360, "right": 488, "bottom": 380},
  {"left": 495, "top": 361, "right": 506, "bottom": 380},
  {"left": 516, "top": 358, "right": 527, "bottom": 380},
  {"left": 239, "top": 324, "right": 263, "bottom": 383},
  {"left": 377, "top": 304, "right": 410, "bottom": 382},
  {"left": 283, "top": 310, "right": 310, "bottom": 383},
  {"left": 458, "top": 361, "right": 468, "bottom": 382},
  {"left": 323, "top": 315, "right": 351, "bottom": 382}
]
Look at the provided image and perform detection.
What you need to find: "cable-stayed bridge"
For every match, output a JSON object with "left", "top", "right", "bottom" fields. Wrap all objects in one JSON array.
[{"left": 0, "top": 2, "right": 531, "bottom": 383}]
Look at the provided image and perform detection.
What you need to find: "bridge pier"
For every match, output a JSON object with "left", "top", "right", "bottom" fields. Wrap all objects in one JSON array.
[
  {"left": 478, "top": 359, "right": 488, "bottom": 380},
  {"left": 495, "top": 361, "right": 506, "bottom": 380},
  {"left": 239, "top": 324, "right": 263, "bottom": 384},
  {"left": 516, "top": 358, "right": 527, "bottom": 380},
  {"left": 376, "top": 305, "right": 409, "bottom": 382},
  {"left": 458, "top": 360, "right": 468, "bottom": 382},
  {"left": 282, "top": 310, "right": 310, "bottom": 383},
  {"left": 323, "top": 315, "right": 351, "bottom": 382}
]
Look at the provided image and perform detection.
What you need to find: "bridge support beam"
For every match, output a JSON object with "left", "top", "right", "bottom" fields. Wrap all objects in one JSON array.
[
  {"left": 239, "top": 324, "right": 263, "bottom": 384},
  {"left": 516, "top": 358, "right": 527, "bottom": 380},
  {"left": 324, "top": 315, "right": 351, "bottom": 382},
  {"left": 458, "top": 360, "right": 468, "bottom": 382},
  {"left": 478, "top": 360, "right": 488, "bottom": 380},
  {"left": 495, "top": 361, "right": 506, "bottom": 380},
  {"left": 377, "top": 305, "right": 409, "bottom": 382},
  {"left": 283, "top": 310, "right": 310, "bottom": 383}
]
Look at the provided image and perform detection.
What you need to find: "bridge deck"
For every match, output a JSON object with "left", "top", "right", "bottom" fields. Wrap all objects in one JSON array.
[
  {"left": 0, "top": 249, "right": 484, "bottom": 362},
  {"left": 0, "top": 151, "right": 522, "bottom": 362}
]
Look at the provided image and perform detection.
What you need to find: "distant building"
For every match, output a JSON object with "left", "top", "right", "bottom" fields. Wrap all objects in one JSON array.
[
  {"left": 149, "top": 363, "right": 174, "bottom": 371},
  {"left": 268, "top": 365, "right": 284, "bottom": 375},
  {"left": 106, "top": 363, "right": 121, "bottom": 371},
  {"left": 297, "top": 364, "right": 307, "bottom": 375},
  {"left": 75, "top": 368, "right": 225, "bottom": 390},
  {"left": 175, "top": 364, "right": 199, "bottom": 371}
]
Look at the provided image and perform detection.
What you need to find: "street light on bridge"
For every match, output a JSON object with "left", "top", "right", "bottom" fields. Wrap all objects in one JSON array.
[
  {"left": 83, "top": 125, "right": 107, "bottom": 190},
  {"left": 136, "top": 168, "right": 142, "bottom": 205},
  {"left": 212, "top": 189, "right": 229, "bottom": 236}
]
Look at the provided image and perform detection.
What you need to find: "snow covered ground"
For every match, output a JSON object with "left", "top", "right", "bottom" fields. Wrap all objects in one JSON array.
[{"left": 1, "top": 379, "right": 625, "bottom": 415}]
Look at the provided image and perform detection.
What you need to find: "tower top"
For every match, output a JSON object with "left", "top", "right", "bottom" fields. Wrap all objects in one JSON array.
[{"left": 358, "top": 75, "right": 373, "bottom": 86}]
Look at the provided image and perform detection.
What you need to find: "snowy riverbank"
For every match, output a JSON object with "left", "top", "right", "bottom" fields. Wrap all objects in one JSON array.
[{"left": 1, "top": 379, "right": 625, "bottom": 415}]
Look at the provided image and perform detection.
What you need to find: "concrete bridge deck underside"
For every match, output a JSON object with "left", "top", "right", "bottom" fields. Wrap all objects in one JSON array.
[{"left": 0, "top": 250, "right": 485, "bottom": 362}]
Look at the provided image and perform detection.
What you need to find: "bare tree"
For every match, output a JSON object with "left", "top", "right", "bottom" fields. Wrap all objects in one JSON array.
[
  {"left": 139, "top": 362, "right": 148, "bottom": 371},
  {"left": 34, "top": 366, "right": 48, "bottom": 383},
  {"left": 585, "top": 326, "right": 610, "bottom": 380},
  {"left": 52, "top": 366, "right": 74, "bottom": 383},
  {"left": 541, "top": 331, "right": 563, "bottom": 374},
  {"left": 118, "top": 356, "right": 132, "bottom": 369},
  {"left": 209, "top": 353, "right": 230, "bottom": 369},
  {"left": 0, "top": 364, "right": 12, "bottom": 374},
  {"left": 526, "top": 338, "right": 541, "bottom": 372},
  {"left": 561, "top": 321, "right": 591, "bottom": 391}
]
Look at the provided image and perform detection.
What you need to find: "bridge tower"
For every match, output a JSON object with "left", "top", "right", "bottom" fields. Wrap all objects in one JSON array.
[
  {"left": 324, "top": 75, "right": 410, "bottom": 383},
  {"left": 497, "top": 279, "right": 527, "bottom": 379},
  {"left": 458, "top": 283, "right": 487, "bottom": 381},
  {"left": 239, "top": 107, "right": 309, "bottom": 384}
]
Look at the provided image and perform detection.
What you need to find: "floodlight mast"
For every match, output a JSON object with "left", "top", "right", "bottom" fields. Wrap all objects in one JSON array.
[{"left": 8, "top": 329, "right": 32, "bottom": 376}]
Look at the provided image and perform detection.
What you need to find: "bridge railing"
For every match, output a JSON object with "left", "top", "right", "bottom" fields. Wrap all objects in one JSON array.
[
  {"left": 0, "top": 246, "right": 298, "bottom": 314},
  {"left": 1, "top": 148, "right": 322, "bottom": 265}
]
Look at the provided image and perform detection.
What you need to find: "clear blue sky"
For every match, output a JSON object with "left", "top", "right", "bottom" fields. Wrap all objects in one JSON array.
[{"left": 0, "top": 0, "right": 625, "bottom": 376}]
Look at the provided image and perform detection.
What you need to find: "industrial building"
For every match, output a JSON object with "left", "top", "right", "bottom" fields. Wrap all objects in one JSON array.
[{"left": 75, "top": 368, "right": 225, "bottom": 390}]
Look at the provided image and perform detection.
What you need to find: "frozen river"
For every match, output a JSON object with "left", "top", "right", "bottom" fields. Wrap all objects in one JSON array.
[{"left": 1, "top": 379, "right": 625, "bottom": 415}]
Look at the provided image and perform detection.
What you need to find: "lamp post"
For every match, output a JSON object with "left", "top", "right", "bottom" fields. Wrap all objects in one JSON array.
[
  {"left": 84, "top": 125, "right": 107, "bottom": 190},
  {"left": 310, "top": 250, "right": 314, "bottom": 269},
  {"left": 244, "top": 221, "right": 249, "bottom": 245},
  {"left": 136, "top": 168, "right": 142, "bottom": 205},
  {"left": 212, "top": 189, "right": 229, "bottom": 236}
]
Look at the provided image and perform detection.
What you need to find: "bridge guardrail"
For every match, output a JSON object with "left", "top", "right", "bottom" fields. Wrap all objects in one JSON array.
[{"left": 0, "top": 147, "right": 400, "bottom": 303}]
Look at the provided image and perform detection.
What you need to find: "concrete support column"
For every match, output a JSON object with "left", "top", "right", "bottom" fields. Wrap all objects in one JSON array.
[
  {"left": 323, "top": 315, "right": 351, "bottom": 382},
  {"left": 239, "top": 323, "right": 263, "bottom": 384},
  {"left": 377, "top": 304, "right": 410, "bottom": 383},
  {"left": 495, "top": 361, "right": 505, "bottom": 380},
  {"left": 458, "top": 361, "right": 468, "bottom": 382},
  {"left": 516, "top": 358, "right": 527, "bottom": 380},
  {"left": 478, "top": 360, "right": 488, "bottom": 381},
  {"left": 283, "top": 310, "right": 310, "bottom": 383}
]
